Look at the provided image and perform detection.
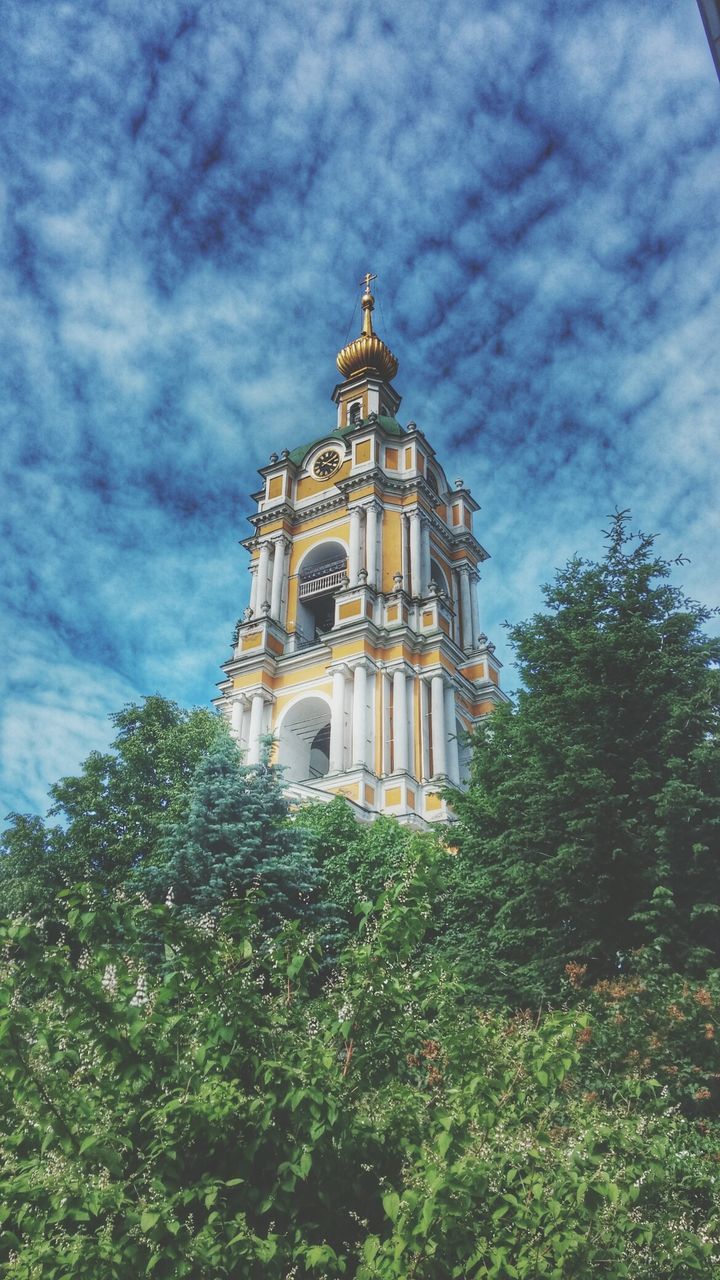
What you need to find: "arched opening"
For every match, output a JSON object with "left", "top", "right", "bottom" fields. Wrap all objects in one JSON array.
[
  {"left": 430, "top": 557, "right": 450, "bottom": 595},
  {"left": 296, "top": 540, "right": 347, "bottom": 645},
  {"left": 456, "top": 717, "right": 473, "bottom": 786},
  {"left": 278, "top": 697, "right": 332, "bottom": 784}
]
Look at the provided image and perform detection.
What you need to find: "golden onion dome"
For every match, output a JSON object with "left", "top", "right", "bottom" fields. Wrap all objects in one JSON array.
[{"left": 336, "top": 278, "right": 399, "bottom": 382}]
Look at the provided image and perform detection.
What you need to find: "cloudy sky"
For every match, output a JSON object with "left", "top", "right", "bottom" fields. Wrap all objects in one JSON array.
[{"left": 1, "top": 0, "right": 718, "bottom": 819}]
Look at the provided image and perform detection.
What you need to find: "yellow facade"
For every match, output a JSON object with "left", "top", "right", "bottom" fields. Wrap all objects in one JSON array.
[{"left": 215, "top": 279, "right": 507, "bottom": 826}]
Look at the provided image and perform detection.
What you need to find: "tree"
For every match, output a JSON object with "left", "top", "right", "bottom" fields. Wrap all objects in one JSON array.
[
  {"left": 294, "top": 797, "right": 432, "bottom": 923},
  {"left": 142, "top": 736, "right": 332, "bottom": 937},
  {"left": 443, "top": 513, "right": 720, "bottom": 1004},
  {"left": 1, "top": 697, "right": 224, "bottom": 914},
  {"left": 0, "top": 815, "right": 77, "bottom": 920}
]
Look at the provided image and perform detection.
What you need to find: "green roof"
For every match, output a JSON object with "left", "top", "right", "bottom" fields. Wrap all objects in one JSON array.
[
  {"left": 287, "top": 416, "right": 405, "bottom": 467},
  {"left": 377, "top": 415, "right": 405, "bottom": 437}
]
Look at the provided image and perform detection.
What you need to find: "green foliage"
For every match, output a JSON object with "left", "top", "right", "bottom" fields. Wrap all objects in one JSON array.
[
  {"left": 0, "top": 815, "right": 77, "bottom": 920},
  {"left": 0, "top": 860, "right": 717, "bottom": 1278},
  {"left": 294, "top": 796, "right": 440, "bottom": 932},
  {"left": 2, "top": 519, "right": 718, "bottom": 1275},
  {"left": 142, "top": 736, "right": 332, "bottom": 937},
  {"left": 564, "top": 958, "right": 720, "bottom": 1118},
  {"left": 1, "top": 697, "right": 224, "bottom": 915},
  {"left": 443, "top": 514, "right": 720, "bottom": 1004}
]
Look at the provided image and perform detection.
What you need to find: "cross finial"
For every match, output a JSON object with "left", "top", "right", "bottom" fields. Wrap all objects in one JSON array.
[{"left": 360, "top": 272, "right": 377, "bottom": 295}]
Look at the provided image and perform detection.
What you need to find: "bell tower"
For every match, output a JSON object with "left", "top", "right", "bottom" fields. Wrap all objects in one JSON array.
[{"left": 215, "top": 277, "right": 507, "bottom": 824}]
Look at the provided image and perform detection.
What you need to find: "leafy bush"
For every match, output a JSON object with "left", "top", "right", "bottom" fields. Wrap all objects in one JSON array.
[{"left": 0, "top": 857, "right": 717, "bottom": 1278}]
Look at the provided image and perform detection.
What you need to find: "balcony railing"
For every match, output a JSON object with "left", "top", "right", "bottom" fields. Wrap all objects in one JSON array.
[{"left": 298, "top": 560, "right": 347, "bottom": 599}]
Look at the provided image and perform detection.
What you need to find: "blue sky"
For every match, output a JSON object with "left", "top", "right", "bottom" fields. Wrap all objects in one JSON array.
[{"left": 1, "top": 0, "right": 718, "bottom": 818}]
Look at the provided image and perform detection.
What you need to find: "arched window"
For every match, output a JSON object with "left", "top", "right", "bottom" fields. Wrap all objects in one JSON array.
[
  {"left": 349, "top": 401, "right": 362, "bottom": 425},
  {"left": 296, "top": 541, "right": 347, "bottom": 644},
  {"left": 429, "top": 558, "right": 450, "bottom": 595}
]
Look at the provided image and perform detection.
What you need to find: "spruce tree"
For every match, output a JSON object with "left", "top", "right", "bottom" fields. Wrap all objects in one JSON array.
[
  {"left": 443, "top": 513, "right": 720, "bottom": 1004},
  {"left": 144, "top": 735, "right": 330, "bottom": 935}
]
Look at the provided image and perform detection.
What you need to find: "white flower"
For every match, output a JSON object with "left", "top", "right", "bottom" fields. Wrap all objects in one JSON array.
[
  {"left": 101, "top": 964, "right": 118, "bottom": 996},
  {"left": 130, "top": 972, "right": 149, "bottom": 1006}
]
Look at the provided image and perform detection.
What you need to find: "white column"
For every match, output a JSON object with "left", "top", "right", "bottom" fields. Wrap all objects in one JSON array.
[
  {"left": 270, "top": 543, "right": 282, "bottom": 621},
  {"left": 459, "top": 566, "right": 473, "bottom": 651},
  {"left": 249, "top": 565, "right": 258, "bottom": 614},
  {"left": 443, "top": 681, "right": 460, "bottom": 785},
  {"left": 409, "top": 511, "right": 422, "bottom": 597},
  {"left": 239, "top": 697, "right": 251, "bottom": 753},
  {"left": 470, "top": 571, "right": 481, "bottom": 650},
  {"left": 382, "top": 673, "right": 392, "bottom": 775},
  {"left": 230, "top": 698, "right": 243, "bottom": 742},
  {"left": 256, "top": 541, "right": 272, "bottom": 612},
  {"left": 406, "top": 672, "right": 415, "bottom": 778},
  {"left": 262, "top": 698, "right": 273, "bottom": 738},
  {"left": 280, "top": 547, "right": 290, "bottom": 627},
  {"left": 247, "top": 693, "right": 265, "bottom": 765},
  {"left": 270, "top": 537, "right": 288, "bottom": 623},
  {"left": 420, "top": 679, "right": 431, "bottom": 781},
  {"left": 401, "top": 514, "right": 409, "bottom": 593},
  {"left": 349, "top": 507, "right": 362, "bottom": 586},
  {"left": 329, "top": 665, "right": 347, "bottom": 773},
  {"left": 452, "top": 570, "right": 461, "bottom": 645},
  {"left": 392, "top": 667, "right": 408, "bottom": 772},
  {"left": 365, "top": 503, "right": 378, "bottom": 589},
  {"left": 431, "top": 674, "right": 448, "bottom": 778},
  {"left": 421, "top": 519, "right": 431, "bottom": 597},
  {"left": 352, "top": 661, "right": 368, "bottom": 767}
]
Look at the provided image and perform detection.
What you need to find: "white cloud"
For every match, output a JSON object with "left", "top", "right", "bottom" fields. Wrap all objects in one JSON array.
[
  {"left": 1, "top": 627, "right": 140, "bottom": 817},
  {"left": 1, "top": 0, "right": 718, "bottom": 813}
]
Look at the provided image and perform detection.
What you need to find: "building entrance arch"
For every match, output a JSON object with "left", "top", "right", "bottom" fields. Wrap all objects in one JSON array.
[{"left": 277, "top": 696, "right": 332, "bottom": 783}]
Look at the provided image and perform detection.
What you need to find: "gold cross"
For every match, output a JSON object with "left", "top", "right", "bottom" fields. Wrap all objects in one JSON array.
[{"left": 360, "top": 272, "right": 377, "bottom": 294}]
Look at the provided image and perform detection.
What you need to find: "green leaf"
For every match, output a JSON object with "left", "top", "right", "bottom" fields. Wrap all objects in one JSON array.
[
  {"left": 383, "top": 1191, "right": 400, "bottom": 1223},
  {"left": 437, "top": 1130, "right": 452, "bottom": 1158},
  {"left": 363, "top": 1237, "right": 380, "bottom": 1263}
]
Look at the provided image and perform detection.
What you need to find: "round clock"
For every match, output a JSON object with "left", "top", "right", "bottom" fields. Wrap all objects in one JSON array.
[{"left": 313, "top": 448, "right": 342, "bottom": 479}]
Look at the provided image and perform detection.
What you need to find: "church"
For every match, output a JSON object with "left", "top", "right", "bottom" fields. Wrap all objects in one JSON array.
[{"left": 215, "top": 276, "right": 506, "bottom": 825}]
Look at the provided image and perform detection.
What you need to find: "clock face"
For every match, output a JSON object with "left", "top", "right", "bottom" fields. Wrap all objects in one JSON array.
[{"left": 313, "top": 448, "right": 342, "bottom": 479}]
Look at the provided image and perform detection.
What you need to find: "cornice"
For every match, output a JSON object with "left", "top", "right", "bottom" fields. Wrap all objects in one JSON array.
[
  {"left": 450, "top": 528, "right": 490, "bottom": 562},
  {"left": 294, "top": 492, "right": 348, "bottom": 519},
  {"left": 220, "top": 651, "right": 279, "bottom": 680}
]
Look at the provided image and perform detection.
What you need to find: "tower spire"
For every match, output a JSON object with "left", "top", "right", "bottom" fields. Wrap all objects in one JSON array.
[
  {"left": 360, "top": 272, "right": 378, "bottom": 338},
  {"left": 336, "top": 273, "right": 398, "bottom": 382}
]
